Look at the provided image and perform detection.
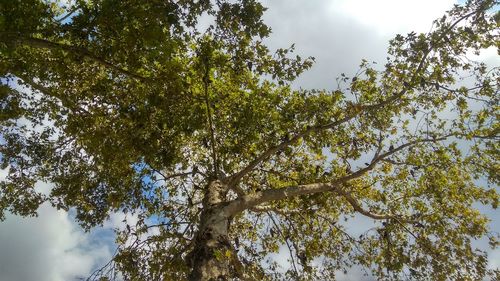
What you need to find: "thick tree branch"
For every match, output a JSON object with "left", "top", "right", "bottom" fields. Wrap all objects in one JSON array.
[
  {"left": 247, "top": 184, "right": 421, "bottom": 224},
  {"left": 224, "top": 182, "right": 334, "bottom": 216},
  {"left": 4, "top": 34, "right": 148, "bottom": 81},
  {"left": 224, "top": 135, "right": 452, "bottom": 216},
  {"left": 249, "top": 205, "right": 300, "bottom": 216},
  {"left": 334, "top": 188, "right": 402, "bottom": 220}
]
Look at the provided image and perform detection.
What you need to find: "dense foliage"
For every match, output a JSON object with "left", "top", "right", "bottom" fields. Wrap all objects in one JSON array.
[{"left": 0, "top": 0, "right": 499, "bottom": 280}]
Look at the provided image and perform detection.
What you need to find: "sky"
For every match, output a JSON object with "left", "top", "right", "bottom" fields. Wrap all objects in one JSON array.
[{"left": 0, "top": 1, "right": 498, "bottom": 280}]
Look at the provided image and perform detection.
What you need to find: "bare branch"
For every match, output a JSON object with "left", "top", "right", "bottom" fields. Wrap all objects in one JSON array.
[{"left": 267, "top": 213, "right": 300, "bottom": 276}]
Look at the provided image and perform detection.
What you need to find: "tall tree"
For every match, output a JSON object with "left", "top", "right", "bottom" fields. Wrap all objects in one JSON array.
[{"left": 0, "top": 0, "right": 499, "bottom": 280}]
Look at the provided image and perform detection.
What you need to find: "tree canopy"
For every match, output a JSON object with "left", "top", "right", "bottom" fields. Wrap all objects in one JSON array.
[{"left": 0, "top": 0, "right": 499, "bottom": 280}]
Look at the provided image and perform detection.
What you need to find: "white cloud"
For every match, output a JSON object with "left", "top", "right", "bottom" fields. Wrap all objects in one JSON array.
[
  {"left": 261, "top": 0, "right": 460, "bottom": 90},
  {"left": 0, "top": 168, "right": 8, "bottom": 180},
  {"left": 103, "top": 210, "right": 139, "bottom": 231},
  {"left": 266, "top": 244, "right": 293, "bottom": 272},
  {"left": 489, "top": 249, "right": 500, "bottom": 269},
  {"left": 333, "top": 0, "right": 456, "bottom": 34},
  {"left": 467, "top": 46, "right": 500, "bottom": 68},
  {"left": 0, "top": 203, "right": 114, "bottom": 281}
]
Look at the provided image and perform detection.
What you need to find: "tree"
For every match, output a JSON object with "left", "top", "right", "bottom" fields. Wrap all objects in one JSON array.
[{"left": 0, "top": 0, "right": 498, "bottom": 280}]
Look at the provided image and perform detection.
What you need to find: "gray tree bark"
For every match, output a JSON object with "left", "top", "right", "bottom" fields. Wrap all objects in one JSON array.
[{"left": 186, "top": 180, "right": 241, "bottom": 281}]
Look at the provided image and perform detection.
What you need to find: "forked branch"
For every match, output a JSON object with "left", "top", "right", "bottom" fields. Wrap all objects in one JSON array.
[{"left": 224, "top": 135, "right": 452, "bottom": 216}]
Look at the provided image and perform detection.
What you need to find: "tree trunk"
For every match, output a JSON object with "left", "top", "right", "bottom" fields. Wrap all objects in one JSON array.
[{"left": 186, "top": 180, "right": 240, "bottom": 281}]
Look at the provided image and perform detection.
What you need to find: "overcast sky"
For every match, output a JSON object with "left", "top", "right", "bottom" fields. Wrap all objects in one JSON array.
[{"left": 0, "top": 1, "right": 498, "bottom": 280}]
